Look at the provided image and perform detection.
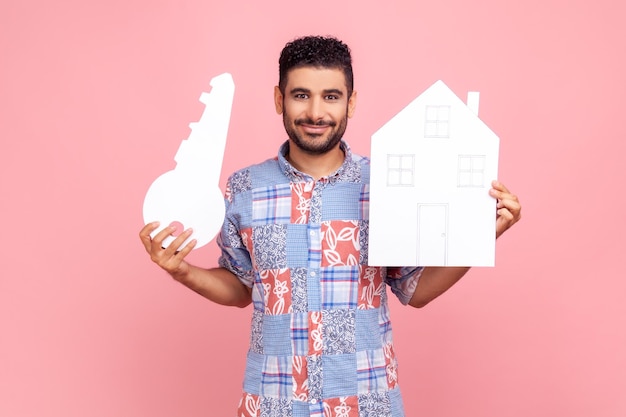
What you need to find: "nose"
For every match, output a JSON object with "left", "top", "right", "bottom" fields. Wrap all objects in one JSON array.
[{"left": 306, "top": 96, "right": 325, "bottom": 121}]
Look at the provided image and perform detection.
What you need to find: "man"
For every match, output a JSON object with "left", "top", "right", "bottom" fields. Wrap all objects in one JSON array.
[{"left": 139, "top": 36, "right": 521, "bottom": 416}]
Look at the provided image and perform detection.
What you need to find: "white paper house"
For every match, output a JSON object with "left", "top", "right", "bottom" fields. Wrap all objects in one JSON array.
[{"left": 368, "top": 80, "right": 499, "bottom": 267}]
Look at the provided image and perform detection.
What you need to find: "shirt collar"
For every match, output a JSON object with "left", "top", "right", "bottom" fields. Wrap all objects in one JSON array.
[{"left": 277, "top": 140, "right": 356, "bottom": 184}]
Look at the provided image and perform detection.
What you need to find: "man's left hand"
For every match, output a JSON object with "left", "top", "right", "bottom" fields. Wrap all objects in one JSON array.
[{"left": 489, "top": 180, "right": 522, "bottom": 238}]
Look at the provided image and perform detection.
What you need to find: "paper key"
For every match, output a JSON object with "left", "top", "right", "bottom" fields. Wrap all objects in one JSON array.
[{"left": 143, "top": 73, "right": 235, "bottom": 249}]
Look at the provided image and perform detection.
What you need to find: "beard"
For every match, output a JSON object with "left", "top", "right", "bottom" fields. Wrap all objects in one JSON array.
[{"left": 283, "top": 113, "right": 348, "bottom": 156}]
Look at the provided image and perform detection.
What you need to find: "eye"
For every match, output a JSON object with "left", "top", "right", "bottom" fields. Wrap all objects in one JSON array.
[
  {"left": 325, "top": 95, "right": 339, "bottom": 100},
  {"left": 294, "top": 93, "right": 309, "bottom": 100}
]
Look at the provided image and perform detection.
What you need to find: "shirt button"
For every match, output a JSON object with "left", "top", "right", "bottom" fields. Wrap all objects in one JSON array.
[
  {"left": 310, "top": 230, "right": 315, "bottom": 236},
  {"left": 310, "top": 271, "right": 316, "bottom": 277},
  {"left": 311, "top": 399, "right": 318, "bottom": 404}
]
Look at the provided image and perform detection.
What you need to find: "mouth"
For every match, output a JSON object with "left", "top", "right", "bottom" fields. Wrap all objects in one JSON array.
[
  {"left": 301, "top": 124, "right": 330, "bottom": 136},
  {"left": 295, "top": 119, "right": 335, "bottom": 136}
]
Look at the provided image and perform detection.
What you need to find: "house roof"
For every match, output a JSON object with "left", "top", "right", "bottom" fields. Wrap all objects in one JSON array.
[{"left": 371, "top": 79, "right": 498, "bottom": 141}]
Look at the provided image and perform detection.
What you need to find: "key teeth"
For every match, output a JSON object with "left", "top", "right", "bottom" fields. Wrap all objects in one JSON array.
[
  {"left": 190, "top": 73, "right": 234, "bottom": 136},
  {"left": 200, "top": 73, "right": 234, "bottom": 104},
  {"left": 209, "top": 72, "right": 234, "bottom": 88},
  {"left": 199, "top": 92, "right": 211, "bottom": 103}
]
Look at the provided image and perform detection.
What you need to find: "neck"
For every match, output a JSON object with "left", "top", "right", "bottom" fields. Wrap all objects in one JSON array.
[{"left": 286, "top": 141, "right": 345, "bottom": 180}]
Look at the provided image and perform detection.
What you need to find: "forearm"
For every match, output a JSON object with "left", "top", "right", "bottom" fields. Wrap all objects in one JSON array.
[
  {"left": 173, "top": 266, "right": 252, "bottom": 308},
  {"left": 408, "top": 266, "right": 470, "bottom": 308}
]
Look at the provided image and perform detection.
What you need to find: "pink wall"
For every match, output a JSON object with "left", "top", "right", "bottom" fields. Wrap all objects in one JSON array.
[{"left": 1, "top": 0, "right": 625, "bottom": 416}]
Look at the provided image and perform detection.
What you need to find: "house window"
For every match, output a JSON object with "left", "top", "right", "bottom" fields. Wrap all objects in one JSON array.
[
  {"left": 387, "top": 154, "right": 414, "bottom": 186},
  {"left": 424, "top": 105, "right": 450, "bottom": 138},
  {"left": 458, "top": 155, "right": 485, "bottom": 187}
]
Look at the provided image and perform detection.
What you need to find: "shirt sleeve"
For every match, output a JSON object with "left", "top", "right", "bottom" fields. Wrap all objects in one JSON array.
[
  {"left": 385, "top": 267, "right": 424, "bottom": 305},
  {"left": 217, "top": 178, "right": 255, "bottom": 288},
  {"left": 217, "top": 233, "right": 254, "bottom": 289}
]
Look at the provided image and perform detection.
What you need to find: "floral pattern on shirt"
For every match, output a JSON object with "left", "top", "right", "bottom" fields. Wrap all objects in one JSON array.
[
  {"left": 357, "top": 221, "right": 369, "bottom": 265},
  {"left": 358, "top": 392, "right": 392, "bottom": 417},
  {"left": 323, "top": 396, "right": 359, "bottom": 417},
  {"left": 290, "top": 182, "right": 314, "bottom": 224},
  {"left": 358, "top": 266, "right": 384, "bottom": 310},
  {"left": 308, "top": 311, "right": 323, "bottom": 356},
  {"left": 307, "top": 355, "right": 323, "bottom": 402},
  {"left": 227, "top": 169, "right": 252, "bottom": 200},
  {"left": 238, "top": 392, "right": 260, "bottom": 417},
  {"left": 383, "top": 343, "right": 399, "bottom": 389},
  {"left": 291, "top": 267, "right": 308, "bottom": 313},
  {"left": 321, "top": 220, "right": 360, "bottom": 267},
  {"left": 260, "top": 268, "right": 292, "bottom": 315},
  {"left": 250, "top": 309, "right": 264, "bottom": 354},
  {"left": 292, "top": 355, "right": 309, "bottom": 401},
  {"left": 322, "top": 309, "right": 356, "bottom": 355},
  {"left": 252, "top": 224, "right": 288, "bottom": 270},
  {"left": 260, "top": 397, "right": 292, "bottom": 417}
]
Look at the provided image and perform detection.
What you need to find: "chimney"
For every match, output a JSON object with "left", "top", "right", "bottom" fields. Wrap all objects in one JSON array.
[{"left": 467, "top": 91, "right": 480, "bottom": 115}]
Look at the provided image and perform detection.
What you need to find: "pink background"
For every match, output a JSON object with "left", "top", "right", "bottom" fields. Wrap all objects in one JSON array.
[{"left": 1, "top": 0, "right": 625, "bottom": 416}]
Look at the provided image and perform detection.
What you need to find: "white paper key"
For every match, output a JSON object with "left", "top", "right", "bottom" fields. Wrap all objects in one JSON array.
[{"left": 143, "top": 73, "right": 235, "bottom": 249}]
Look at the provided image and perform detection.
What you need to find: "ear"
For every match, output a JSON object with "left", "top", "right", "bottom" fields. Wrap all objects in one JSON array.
[
  {"left": 347, "top": 90, "right": 357, "bottom": 118},
  {"left": 274, "top": 86, "right": 284, "bottom": 114}
]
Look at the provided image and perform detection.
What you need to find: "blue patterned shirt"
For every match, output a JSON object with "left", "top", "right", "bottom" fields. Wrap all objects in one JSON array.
[{"left": 218, "top": 141, "right": 423, "bottom": 417}]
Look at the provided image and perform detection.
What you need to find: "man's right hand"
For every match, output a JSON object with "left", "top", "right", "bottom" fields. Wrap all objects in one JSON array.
[{"left": 139, "top": 222, "right": 197, "bottom": 281}]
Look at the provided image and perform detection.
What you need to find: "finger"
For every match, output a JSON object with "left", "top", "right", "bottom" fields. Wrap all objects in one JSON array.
[
  {"left": 152, "top": 224, "right": 177, "bottom": 250},
  {"left": 491, "top": 180, "right": 510, "bottom": 194},
  {"left": 139, "top": 222, "right": 160, "bottom": 252},
  {"left": 162, "top": 228, "right": 194, "bottom": 257},
  {"left": 497, "top": 207, "right": 514, "bottom": 221},
  {"left": 491, "top": 188, "right": 519, "bottom": 205},
  {"left": 139, "top": 221, "right": 159, "bottom": 238},
  {"left": 498, "top": 195, "right": 521, "bottom": 214},
  {"left": 173, "top": 237, "right": 197, "bottom": 260},
  {"left": 490, "top": 188, "right": 511, "bottom": 201},
  {"left": 495, "top": 207, "right": 518, "bottom": 238}
]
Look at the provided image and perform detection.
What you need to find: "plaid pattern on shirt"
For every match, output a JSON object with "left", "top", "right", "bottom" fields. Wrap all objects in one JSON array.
[{"left": 219, "top": 141, "right": 423, "bottom": 417}]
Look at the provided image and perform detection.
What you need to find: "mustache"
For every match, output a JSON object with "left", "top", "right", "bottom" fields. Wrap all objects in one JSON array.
[{"left": 294, "top": 118, "right": 337, "bottom": 127}]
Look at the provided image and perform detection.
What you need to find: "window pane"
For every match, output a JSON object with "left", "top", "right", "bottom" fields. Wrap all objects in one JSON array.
[
  {"left": 438, "top": 122, "right": 449, "bottom": 137},
  {"left": 472, "top": 172, "right": 484, "bottom": 187},
  {"left": 458, "top": 172, "right": 471, "bottom": 187},
  {"left": 473, "top": 156, "right": 485, "bottom": 170},
  {"left": 459, "top": 156, "right": 471, "bottom": 170},
  {"left": 388, "top": 170, "right": 400, "bottom": 185},
  {"left": 425, "top": 122, "right": 437, "bottom": 137},
  {"left": 401, "top": 170, "right": 413, "bottom": 185},
  {"left": 425, "top": 106, "right": 438, "bottom": 120}
]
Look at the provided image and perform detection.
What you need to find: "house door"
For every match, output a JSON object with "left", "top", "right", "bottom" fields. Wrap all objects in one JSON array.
[{"left": 417, "top": 203, "right": 448, "bottom": 266}]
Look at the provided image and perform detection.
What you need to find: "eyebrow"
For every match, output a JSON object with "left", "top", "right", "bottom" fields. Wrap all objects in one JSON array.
[
  {"left": 322, "top": 89, "right": 344, "bottom": 97},
  {"left": 289, "top": 87, "right": 310, "bottom": 95},
  {"left": 289, "top": 87, "right": 344, "bottom": 97}
]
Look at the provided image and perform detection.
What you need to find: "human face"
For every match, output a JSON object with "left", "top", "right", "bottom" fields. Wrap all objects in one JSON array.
[{"left": 274, "top": 66, "right": 357, "bottom": 155}]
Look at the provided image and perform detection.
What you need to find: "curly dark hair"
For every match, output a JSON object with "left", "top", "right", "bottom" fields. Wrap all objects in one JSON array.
[{"left": 278, "top": 35, "right": 353, "bottom": 96}]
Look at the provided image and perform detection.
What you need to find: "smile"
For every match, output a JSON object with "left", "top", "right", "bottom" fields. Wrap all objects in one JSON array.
[
  {"left": 300, "top": 124, "right": 330, "bottom": 136},
  {"left": 295, "top": 119, "right": 335, "bottom": 136}
]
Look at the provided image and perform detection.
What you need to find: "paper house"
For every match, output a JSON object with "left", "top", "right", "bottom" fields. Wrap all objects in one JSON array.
[{"left": 368, "top": 80, "right": 499, "bottom": 267}]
